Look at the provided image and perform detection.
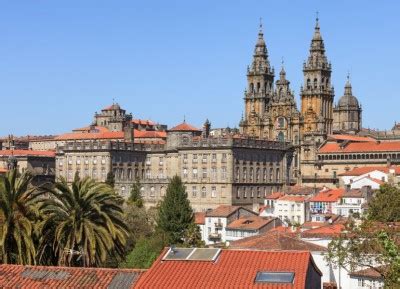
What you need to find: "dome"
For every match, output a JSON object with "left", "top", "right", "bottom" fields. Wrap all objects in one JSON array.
[
  {"left": 338, "top": 79, "right": 359, "bottom": 108},
  {"left": 338, "top": 94, "right": 359, "bottom": 107}
]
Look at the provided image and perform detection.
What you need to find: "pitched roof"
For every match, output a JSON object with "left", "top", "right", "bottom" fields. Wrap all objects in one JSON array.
[
  {"left": 278, "top": 195, "right": 307, "bottom": 202},
  {"left": 226, "top": 216, "right": 276, "bottom": 231},
  {"left": 230, "top": 230, "right": 327, "bottom": 252},
  {"left": 135, "top": 249, "right": 321, "bottom": 289},
  {"left": 339, "top": 166, "right": 400, "bottom": 176},
  {"left": 266, "top": 192, "right": 284, "bottom": 199},
  {"left": 206, "top": 205, "right": 241, "bottom": 217},
  {"left": 0, "top": 150, "right": 55, "bottom": 157},
  {"left": 349, "top": 267, "right": 384, "bottom": 279},
  {"left": 319, "top": 140, "right": 400, "bottom": 153},
  {"left": 309, "top": 188, "right": 344, "bottom": 203},
  {"left": 301, "top": 224, "right": 345, "bottom": 239},
  {"left": 132, "top": 119, "right": 156, "bottom": 126},
  {"left": 194, "top": 212, "right": 205, "bottom": 225},
  {"left": 0, "top": 264, "right": 144, "bottom": 288},
  {"left": 169, "top": 122, "right": 200, "bottom": 132},
  {"left": 327, "top": 134, "right": 376, "bottom": 142},
  {"left": 342, "top": 189, "right": 364, "bottom": 198}
]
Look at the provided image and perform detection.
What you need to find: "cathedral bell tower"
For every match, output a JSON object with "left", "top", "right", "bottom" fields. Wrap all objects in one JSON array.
[
  {"left": 240, "top": 22, "right": 275, "bottom": 138},
  {"left": 300, "top": 17, "right": 334, "bottom": 137}
]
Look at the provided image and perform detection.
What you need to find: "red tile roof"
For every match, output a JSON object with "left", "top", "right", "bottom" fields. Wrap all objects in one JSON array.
[
  {"left": 226, "top": 216, "right": 276, "bottom": 231},
  {"left": 206, "top": 205, "right": 256, "bottom": 218},
  {"left": 327, "top": 134, "right": 376, "bottom": 142},
  {"left": 349, "top": 267, "right": 384, "bottom": 279},
  {"left": 56, "top": 129, "right": 166, "bottom": 141},
  {"left": 0, "top": 150, "right": 55, "bottom": 157},
  {"left": 194, "top": 212, "right": 205, "bottom": 225},
  {"left": 278, "top": 195, "right": 307, "bottom": 202},
  {"left": 169, "top": 122, "right": 200, "bottom": 132},
  {"left": 132, "top": 119, "right": 156, "bottom": 126},
  {"left": 319, "top": 140, "right": 400, "bottom": 153},
  {"left": 230, "top": 230, "right": 327, "bottom": 252},
  {"left": 0, "top": 264, "right": 144, "bottom": 288},
  {"left": 309, "top": 189, "right": 344, "bottom": 203},
  {"left": 135, "top": 249, "right": 321, "bottom": 289},
  {"left": 338, "top": 166, "right": 400, "bottom": 176},
  {"left": 301, "top": 224, "right": 345, "bottom": 239},
  {"left": 266, "top": 192, "right": 285, "bottom": 199}
]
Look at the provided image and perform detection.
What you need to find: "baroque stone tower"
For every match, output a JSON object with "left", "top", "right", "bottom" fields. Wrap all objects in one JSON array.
[
  {"left": 333, "top": 75, "right": 362, "bottom": 133},
  {"left": 300, "top": 17, "right": 334, "bottom": 138},
  {"left": 240, "top": 23, "right": 275, "bottom": 138}
]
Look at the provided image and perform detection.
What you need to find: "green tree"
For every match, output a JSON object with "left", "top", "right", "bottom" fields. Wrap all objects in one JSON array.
[
  {"left": 157, "top": 176, "right": 194, "bottom": 244},
  {"left": 38, "top": 176, "right": 128, "bottom": 267},
  {"left": 0, "top": 169, "right": 41, "bottom": 265},
  {"left": 183, "top": 223, "right": 204, "bottom": 247},
  {"left": 326, "top": 184, "right": 400, "bottom": 288},
  {"left": 119, "top": 233, "right": 165, "bottom": 269},
  {"left": 128, "top": 179, "right": 143, "bottom": 208},
  {"left": 105, "top": 171, "right": 115, "bottom": 188}
]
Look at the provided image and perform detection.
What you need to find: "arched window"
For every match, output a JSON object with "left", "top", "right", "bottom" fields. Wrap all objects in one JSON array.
[
  {"left": 313, "top": 78, "right": 318, "bottom": 89},
  {"left": 278, "top": 117, "right": 285, "bottom": 128},
  {"left": 257, "top": 82, "right": 261, "bottom": 92},
  {"left": 250, "top": 83, "right": 254, "bottom": 92},
  {"left": 307, "top": 79, "right": 311, "bottom": 89},
  {"left": 201, "top": 187, "right": 206, "bottom": 198}
]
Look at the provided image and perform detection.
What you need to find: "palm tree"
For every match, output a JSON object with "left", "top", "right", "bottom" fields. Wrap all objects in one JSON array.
[
  {"left": 38, "top": 176, "right": 128, "bottom": 267},
  {"left": 0, "top": 169, "right": 40, "bottom": 265}
]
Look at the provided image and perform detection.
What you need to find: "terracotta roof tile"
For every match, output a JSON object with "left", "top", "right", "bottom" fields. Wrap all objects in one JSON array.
[
  {"left": 194, "top": 212, "right": 205, "bottom": 225},
  {"left": 0, "top": 150, "right": 55, "bottom": 157},
  {"left": 278, "top": 195, "right": 307, "bottom": 202},
  {"left": 169, "top": 122, "right": 200, "bottom": 132},
  {"left": 266, "top": 192, "right": 285, "bottom": 199},
  {"left": 309, "top": 189, "right": 344, "bottom": 203},
  {"left": 230, "top": 230, "right": 327, "bottom": 252},
  {"left": 226, "top": 216, "right": 276, "bottom": 231},
  {"left": 319, "top": 140, "right": 400, "bottom": 153},
  {"left": 338, "top": 166, "right": 400, "bottom": 176},
  {"left": 135, "top": 249, "right": 321, "bottom": 289},
  {"left": 132, "top": 119, "right": 157, "bottom": 126},
  {"left": 327, "top": 134, "right": 376, "bottom": 142},
  {"left": 0, "top": 264, "right": 144, "bottom": 288},
  {"left": 206, "top": 205, "right": 241, "bottom": 218},
  {"left": 349, "top": 267, "right": 384, "bottom": 279},
  {"left": 301, "top": 224, "right": 345, "bottom": 239}
]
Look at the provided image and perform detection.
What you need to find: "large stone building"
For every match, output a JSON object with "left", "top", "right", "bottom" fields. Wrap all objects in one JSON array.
[{"left": 55, "top": 114, "right": 294, "bottom": 211}]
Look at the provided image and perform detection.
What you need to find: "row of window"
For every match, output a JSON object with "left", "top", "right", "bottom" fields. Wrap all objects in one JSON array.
[
  {"left": 191, "top": 186, "right": 222, "bottom": 198},
  {"left": 235, "top": 167, "right": 281, "bottom": 182},
  {"left": 236, "top": 187, "right": 277, "bottom": 199},
  {"left": 318, "top": 153, "right": 400, "bottom": 161},
  {"left": 183, "top": 167, "right": 227, "bottom": 180},
  {"left": 182, "top": 153, "right": 227, "bottom": 164}
]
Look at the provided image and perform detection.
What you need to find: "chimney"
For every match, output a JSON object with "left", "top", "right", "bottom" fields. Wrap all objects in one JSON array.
[
  {"left": 124, "top": 122, "right": 134, "bottom": 142},
  {"left": 202, "top": 119, "right": 211, "bottom": 138}
]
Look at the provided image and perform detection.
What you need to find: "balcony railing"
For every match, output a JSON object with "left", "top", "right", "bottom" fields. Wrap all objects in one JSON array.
[{"left": 208, "top": 233, "right": 222, "bottom": 240}]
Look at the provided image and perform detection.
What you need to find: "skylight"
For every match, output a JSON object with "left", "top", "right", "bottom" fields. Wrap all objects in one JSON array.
[{"left": 255, "top": 272, "right": 295, "bottom": 284}]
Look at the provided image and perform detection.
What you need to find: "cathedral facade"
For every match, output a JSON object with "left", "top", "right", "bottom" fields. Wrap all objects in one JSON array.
[{"left": 239, "top": 18, "right": 362, "bottom": 183}]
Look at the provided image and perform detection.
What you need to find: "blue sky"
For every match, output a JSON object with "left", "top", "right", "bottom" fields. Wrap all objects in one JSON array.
[{"left": 0, "top": 0, "right": 399, "bottom": 135}]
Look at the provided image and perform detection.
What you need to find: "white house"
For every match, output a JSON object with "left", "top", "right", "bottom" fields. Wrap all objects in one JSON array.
[
  {"left": 350, "top": 176, "right": 383, "bottom": 190},
  {"left": 274, "top": 195, "right": 309, "bottom": 225},
  {"left": 335, "top": 188, "right": 370, "bottom": 217},
  {"left": 203, "top": 205, "right": 257, "bottom": 245},
  {"left": 308, "top": 188, "right": 344, "bottom": 222},
  {"left": 225, "top": 216, "right": 280, "bottom": 243},
  {"left": 349, "top": 267, "right": 384, "bottom": 289},
  {"left": 339, "top": 166, "right": 400, "bottom": 188}
]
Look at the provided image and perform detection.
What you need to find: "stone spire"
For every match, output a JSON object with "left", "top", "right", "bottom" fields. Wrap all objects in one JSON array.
[
  {"left": 306, "top": 16, "right": 329, "bottom": 69},
  {"left": 250, "top": 19, "right": 273, "bottom": 75},
  {"left": 344, "top": 73, "right": 352, "bottom": 96}
]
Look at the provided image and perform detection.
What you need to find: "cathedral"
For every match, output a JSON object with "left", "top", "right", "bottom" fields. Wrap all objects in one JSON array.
[{"left": 239, "top": 18, "right": 362, "bottom": 180}]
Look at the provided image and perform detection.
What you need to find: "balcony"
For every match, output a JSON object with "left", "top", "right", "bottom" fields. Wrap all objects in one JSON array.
[
  {"left": 208, "top": 233, "right": 222, "bottom": 240},
  {"left": 214, "top": 222, "right": 223, "bottom": 229}
]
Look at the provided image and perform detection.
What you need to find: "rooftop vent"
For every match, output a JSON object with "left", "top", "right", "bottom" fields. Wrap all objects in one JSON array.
[
  {"left": 162, "top": 247, "right": 221, "bottom": 262},
  {"left": 255, "top": 272, "right": 295, "bottom": 284}
]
